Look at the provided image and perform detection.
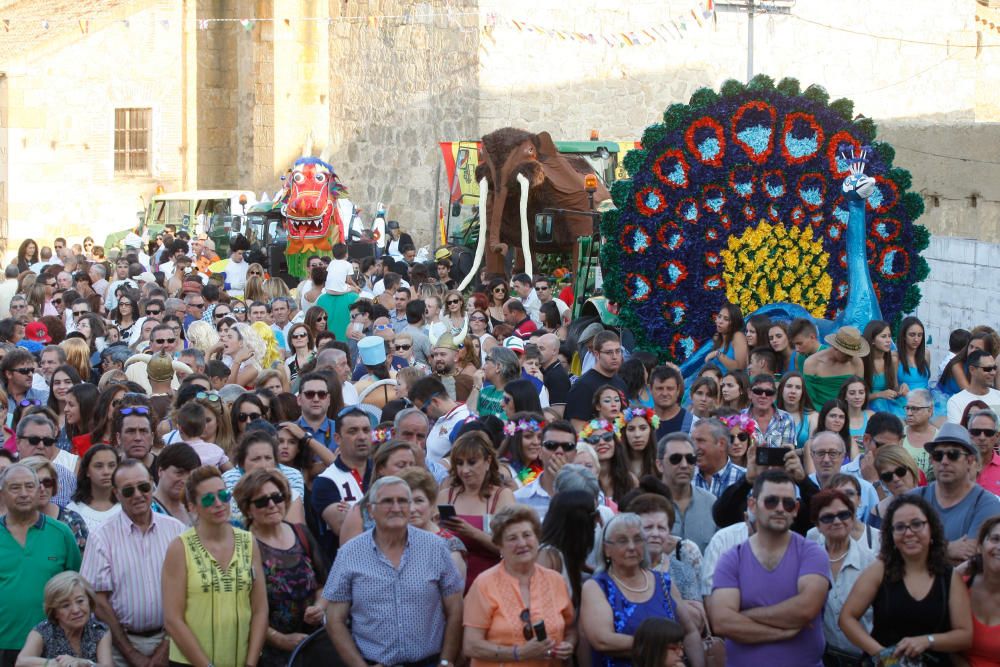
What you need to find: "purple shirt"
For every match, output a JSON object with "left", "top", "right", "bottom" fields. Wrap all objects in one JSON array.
[{"left": 712, "top": 532, "right": 830, "bottom": 667}]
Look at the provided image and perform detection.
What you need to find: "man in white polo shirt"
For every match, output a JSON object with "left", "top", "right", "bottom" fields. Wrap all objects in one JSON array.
[{"left": 408, "top": 376, "right": 470, "bottom": 465}]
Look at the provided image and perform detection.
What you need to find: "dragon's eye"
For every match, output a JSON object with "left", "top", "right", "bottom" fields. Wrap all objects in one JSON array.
[
  {"left": 314, "top": 172, "right": 327, "bottom": 183},
  {"left": 292, "top": 172, "right": 305, "bottom": 183}
]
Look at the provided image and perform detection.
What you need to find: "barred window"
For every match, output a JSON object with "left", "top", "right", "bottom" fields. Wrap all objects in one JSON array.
[{"left": 114, "top": 108, "right": 151, "bottom": 175}]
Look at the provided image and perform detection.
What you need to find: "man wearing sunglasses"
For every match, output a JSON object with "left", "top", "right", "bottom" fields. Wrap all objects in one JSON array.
[
  {"left": 914, "top": 423, "right": 1000, "bottom": 564},
  {"left": 656, "top": 432, "right": 717, "bottom": 553},
  {"left": 14, "top": 414, "right": 76, "bottom": 506},
  {"left": 81, "top": 460, "right": 185, "bottom": 666},
  {"left": 2, "top": 349, "right": 48, "bottom": 421},
  {"left": 967, "top": 408, "right": 1000, "bottom": 494},
  {"left": 946, "top": 349, "right": 1000, "bottom": 424},
  {"left": 742, "top": 375, "right": 795, "bottom": 448},
  {"left": 297, "top": 374, "right": 337, "bottom": 451},
  {"left": 708, "top": 470, "right": 830, "bottom": 667},
  {"left": 408, "top": 377, "right": 470, "bottom": 466},
  {"left": 513, "top": 420, "right": 577, "bottom": 521}
]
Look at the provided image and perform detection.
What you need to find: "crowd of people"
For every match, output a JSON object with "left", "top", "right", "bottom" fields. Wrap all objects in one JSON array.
[{"left": 0, "top": 229, "right": 998, "bottom": 667}]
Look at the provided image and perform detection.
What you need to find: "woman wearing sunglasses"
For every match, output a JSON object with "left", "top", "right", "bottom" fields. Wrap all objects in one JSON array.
[
  {"left": 21, "top": 455, "right": 90, "bottom": 554},
  {"left": 486, "top": 278, "right": 509, "bottom": 329},
  {"left": 230, "top": 393, "right": 268, "bottom": 441},
  {"left": 867, "top": 445, "right": 922, "bottom": 530},
  {"left": 233, "top": 468, "right": 327, "bottom": 667},
  {"left": 110, "top": 288, "right": 140, "bottom": 341},
  {"left": 442, "top": 289, "right": 466, "bottom": 335},
  {"left": 66, "top": 444, "right": 121, "bottom": 536},
  {"left": 163, "top": 465, "right": 268, "bottom": 667},
  {"left": 284, "top": 323, "right": 315, "bottom": 384},
  {"left": 581, "top": 419, "right": 636, "bottom": 507},
  {"left": 304, "top": 306, "right": 329, "bottom": 339},
  {"left": 469, "top": 308, "right": 499, "bottom": 365},
  {"left": 231, "top": 300, "right": 249, "bottom": 323}
]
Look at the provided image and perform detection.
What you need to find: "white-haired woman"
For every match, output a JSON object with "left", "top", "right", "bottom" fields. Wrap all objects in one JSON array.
[
  {"left": 16, "top": 571, "right": 112, "bottom": 666},
  {"left": 217, "top": 322, "right": 264, "bottom": 387}
]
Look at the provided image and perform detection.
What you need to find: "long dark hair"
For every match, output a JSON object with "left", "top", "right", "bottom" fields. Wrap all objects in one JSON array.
[
  {"left": 505, "top": 379, "right": 542, "bottom": 414},
  {"left": 501, "top": 411, "right": 545, "bottom": 470},
  {"left": 540, "top": 489, "right": 596, "bottom": 607},
  {"left": 46, "top": 364, "right": 83, "bottom": 415},
  {"left": 72, "top": 444, "right": 120, "bottom": 504},
  {"left": 619, "top": 358, "right": 649, "bottom": 401},
  {"left": 776, "top": 371, "right": 815, "bottom": 412},
  {"left": 880, "top": 494, "right": 950, "bottom": 583},
  {"left": 619, "top": 408, "right": 658, "bottom": 478},
  {"left": 837, "top": 374, "right": 869, "bottom": 410},
  {"left": 65, "top": 383, "right": 100, "bottom": 439},
  {"left": 89, "top": 384, "right": 127, "bottom": 443},
  {"left": 712, "top": 302, "right": 745, "bottom": 351},
  {"left": 897, "top": 316, "right": 929, "bottom": 378},
  {"left": 814, "top": 399, "right": 851, "bottom": 449},
  {"left": 862, "top": 320, "right": 897, "bottom": 392},
  {"left": 17, "top": 238, "right": 37, "bottom": 265},
  {"left": 601, "top": 430, "right": 635, "bottom": 503},
  {"left": 940, "top": 331, "right": 992, "bottom": 387},
  {"left": 230, "top": 393, "right": 266, "bottom": 437}
]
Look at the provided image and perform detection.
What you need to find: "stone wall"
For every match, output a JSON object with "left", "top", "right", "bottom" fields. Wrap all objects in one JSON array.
[
  {"left": 2, "top": 0, "right": 186, "bottom": 250},
  {"left": 196, "top": 0, "right": 240, "bottom": 188}
]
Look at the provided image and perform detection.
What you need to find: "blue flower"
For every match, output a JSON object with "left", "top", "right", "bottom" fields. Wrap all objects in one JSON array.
[
  {"left": 737, "top": 125, "right": 772, "bottom": 155},
  {"left": 698, "top": 137, "right": 721, "bottom": 161},
  {"left": 799, "top": 187, "right": 823, "bottom": 207},
  {"left": 785, "top": 133, "right": 818, "bottom": 159}
]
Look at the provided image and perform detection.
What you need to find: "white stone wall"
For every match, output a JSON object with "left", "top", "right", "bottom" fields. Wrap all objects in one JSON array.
[{"left": 3, "top": 0, "right": 185, "bottom": 253}]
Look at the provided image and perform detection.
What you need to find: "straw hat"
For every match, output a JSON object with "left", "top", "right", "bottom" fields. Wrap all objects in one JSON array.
[{"left": 823, "top": 326, "right": 870, "bottom": 358}]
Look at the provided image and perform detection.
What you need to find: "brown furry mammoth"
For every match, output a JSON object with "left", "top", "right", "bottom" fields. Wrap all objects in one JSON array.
[{"left": 467, "top": 127, "right": 611, "bottom": 280}]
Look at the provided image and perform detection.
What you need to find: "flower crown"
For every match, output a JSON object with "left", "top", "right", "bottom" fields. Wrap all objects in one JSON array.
[
  {"left": 503, "top": 418, "right": 545, "bottom": 437},
  {"left": 578, "top": 419, "right": 611, "bottom": 440},
  {"left": 613, "top": 407, "right": 661, "bottom": 435},
  {"left": 371, "top": 425, "right": 394, "bottom": 444},
  {"left": 721, "top": 413, "right": 757, "bottom": 435}
]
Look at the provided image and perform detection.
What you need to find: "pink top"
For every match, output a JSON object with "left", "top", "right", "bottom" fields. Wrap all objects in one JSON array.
[
  {"left": 184, "top": 438, "right": 230, "bottom": 468},
  {"left": 966, "top": 614, "right": 1000, "bottom": 667},
  {"left": 977, "top": 451, "right": 1000, "bottom": 497},
  {"left": 2, "top": 428, "right": 15, "bottom": 454}
]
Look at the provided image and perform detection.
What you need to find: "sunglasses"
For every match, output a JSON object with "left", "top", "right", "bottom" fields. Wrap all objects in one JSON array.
[
  {"left": 18, "top": 398, "right": 42, "bottom": 407},
  {"left": 291, "top": 332, "right": 309, "bottom": 340},
  {"left": 542, "top": 440, "right": 576, "bottom": 452},
  {"left": 417, "top": 392, "right": 441, "bottom": 416},
  {"left": 446, "top": 299, "right": 461, "bottom": 305},
  {"left": 584, "top": 433, "right": 615, "bottom": 445},
  {"left": 817, "top": 509, "right": 853, "bottom": 525},
  {"left": 493, "top": 288, "right": 506, "bottom": 294},
  {"left": 199, "top": 488, "right": 233, "bottom": 508},
  {"left": 519, "top": 609, "right": 533, "bottom": 641},
  {"left": 154, "top": 338, "right": 177, "bottom": 345},
  {"left": 233, "top": 308, "right": 247, "bottom": 314},
  {"left": 374, "top": 324, "right": 390, "bottom": 331},
  {"left": 145, "top": 309, "right": 162, "bottom": 316},
  {"left": 72, "top": 311, "right": 88, "bottom": 318},
  {"left": 316, "top": 315, "right": 327, "bottom": 321},
  {"left": 118, "top": 481, "right": 153, "bottom": 498},
  {"left": 39, "top": 477, "right": 56, "bottom": 489},
  {"left": 879, "top": 466, "right": 910, "bottom": 483},
  {"left": 238, "top": 411, "right": 263, "bottom": 423},
  {"left": 931, "top": 448, "right": 965, "bottom": 462},
  {"left": 302, "top": 390, "right": 329, "bottom": 400},
  {"left": 969, "top": 428, "right": 997, "bottom": 438},
  {"left": 471, "top": 316, "right": 487, "bottom": 322},
  {"left": 668, "top": 453, "right": 697, "bottom": 465},
  {"left": 394, "top": 344, "right": 412, "bottom": 351},
  {"left": 196, "top": 391, "right": 221, "bottom": 402},
  {"left": 21, "top": 435, "right": 57, "bottom": 447},
  {"left": 120, "top": 406, "right": 150, "bottom": 416},
  {"left": 751, "top": 387, "right": 776, "bottom": 397},
  {"left": 214, "top": 311, "right": 231, "bottom": 319},
  {"left": 249, "top": 271, "right": 263, "bottom": 276},
  {"left": 52, "top": 298, "right": 62, "bottom": 305},
  {"left": 251, "top": 492, "right": 286, "bottom": 509},
  {"left": 735, "top": 432, "right": 750, "bottom": 442},
  {"left": 190, "top": 302, "right": 205, "bottom": 309},
  {"left": 760, "top": 495, "right": 797, "bottom": 512},
  {"left": 974, "top": 365, "right": 998, "bottom": 372}
]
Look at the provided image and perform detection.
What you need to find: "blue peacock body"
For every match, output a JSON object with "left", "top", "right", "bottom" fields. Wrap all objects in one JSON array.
[{"left": 601, "top": 75, "right": 930, "bottom": 363}]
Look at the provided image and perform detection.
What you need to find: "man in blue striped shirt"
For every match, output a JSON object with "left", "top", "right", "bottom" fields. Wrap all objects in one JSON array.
[{"left": 692, "top": 418, "right": 747, "bottom": 497}]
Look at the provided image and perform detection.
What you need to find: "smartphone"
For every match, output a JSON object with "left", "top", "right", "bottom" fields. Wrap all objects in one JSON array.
[
  {"left": 532, "top": 621, "right": 547, "bottom": 641},
  {"left": 437, "top": 504, "right": 457, "bottom": 522},
  {"left": 755, "top": 446, "right": 790, "bottom": 467}
]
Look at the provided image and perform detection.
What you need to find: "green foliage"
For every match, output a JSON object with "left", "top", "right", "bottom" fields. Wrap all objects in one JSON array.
[
  {"left": 853, "top": 117, "right": 878, "bottom": 143},
  {"left": 887, "top": 168, "right": 912, "bottom": 192},
  {"left": 663, "top": 104, "right": 693, "bottom": 132},
  {"left": 720, "top": 79, "right": 746, "bottom": 97},
  {"left": 914, "top": 256, "right": 931, "bottom": 282},
  {"left": 641, "top": 123, "right": 668, "bottom": 149},
  {"left": 872, "top": 141, "right": 896, "bottom": 168},
  {"left": 802, "top": 84, "right": 829, "bottom": 106},
  {"left": 830, "top": 98, "right": 855, "bottom": 122},
  {"left": 622, "top": 149, "right": 648, "bottom": 177},
  {"left": 748, "top": 74, "right": 776, "bottom": 92},
  {"left": 776, "top": 77, "right": 801, "bottom": 97},
  {"left": 902, "top": 285, "right": 922, "bottom": 313},
  {"left": 902, "top": 192, "right": 926, "bottom": 221},
  {"left": 688, "top": 88, "right": 719, "bottom": 111},
  {"left": 600, "top": 207, "right": 621, "bottom": 235},
  {"left": 912, "top": 223, "right": 931, "bottom": 252},
  {"left": 610, "top": 180, "right": 632, "bottom": 209}
]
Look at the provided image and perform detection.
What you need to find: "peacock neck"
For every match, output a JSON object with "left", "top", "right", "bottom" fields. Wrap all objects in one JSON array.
[{"left": 841, "top": 197, "right": 883, "bottom": 328}]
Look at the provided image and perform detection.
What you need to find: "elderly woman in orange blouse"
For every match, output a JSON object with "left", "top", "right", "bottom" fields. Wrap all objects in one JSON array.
[{"left": 463, "top": 504, "right": 576, "bottom": 667}]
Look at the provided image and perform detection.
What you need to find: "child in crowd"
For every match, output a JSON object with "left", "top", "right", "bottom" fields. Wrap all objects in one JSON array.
[
  {"left": 324, "top": 243, "right": 360, "bottom": 295},
  {"left": 206, "top": 360, "right": 230, "bottom": 391},
  {"left": 177, "top": 402, "right": 231, "bottom": 470},
  {"left": 748, "top": 346, "right": 778, "bottom": 377}
]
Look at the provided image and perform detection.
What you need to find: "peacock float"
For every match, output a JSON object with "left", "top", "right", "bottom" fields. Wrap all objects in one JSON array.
[{"left": 600, "top": 75, "right": 930, "bottom": 374}]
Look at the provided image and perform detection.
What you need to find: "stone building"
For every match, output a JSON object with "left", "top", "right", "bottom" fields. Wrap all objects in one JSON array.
[{"left": 1, "top": 0, "right": 998, "bottom": 361}]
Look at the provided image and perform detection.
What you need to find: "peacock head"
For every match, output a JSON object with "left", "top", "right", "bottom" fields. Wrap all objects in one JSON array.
[{"left": 843, "top": 173, "right": 876, "bottom": 201}]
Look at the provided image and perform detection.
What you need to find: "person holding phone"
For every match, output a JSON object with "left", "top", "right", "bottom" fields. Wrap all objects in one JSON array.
[
  {"left": 741, "top": 374, "right": 796, "bottom": 449},
  {"left": 463, "top": 504, "right": 576, "bottom": 667}
]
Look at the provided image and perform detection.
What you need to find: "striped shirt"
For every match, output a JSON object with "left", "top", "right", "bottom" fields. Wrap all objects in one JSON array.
[
  {"left": 693, "top": 459, "right": 747, "bottom": 498},
  {"left": 80, "top": 510, "right": 185, "bottom": 632}
]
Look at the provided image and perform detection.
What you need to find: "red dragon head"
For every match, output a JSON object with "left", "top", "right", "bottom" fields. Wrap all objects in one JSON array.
[{"left": 282, "top": 157, "right": 346, "bottom": 243}]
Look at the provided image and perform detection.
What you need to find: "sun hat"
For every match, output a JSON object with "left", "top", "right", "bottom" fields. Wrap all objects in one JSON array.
[{"left": 823, "top": 326, "right": 870, "bottom": 358}]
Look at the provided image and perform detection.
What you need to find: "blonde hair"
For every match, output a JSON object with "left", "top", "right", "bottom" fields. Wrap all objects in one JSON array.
[
  {"left": 255, "top": 368, "right": 289, "bottom": 393},
  {"left": 186, "top": 320, "right": 220, "bottom": 354},
  {"left": 251, "top": 321, "right": 282, "bottom": 369},
  {"left": 264, "top": 278, "right": 291, "bottom": 300},
  {"left": 874, "top": 445, "right": 921, "bottom": 485},
  {"left": 20, "top": 455, "right": 58, "bottom": 495},
  {"left": 574, "top": 442, "right": 600, "bottom": 471},
  {"left": 233, "top": 323, "right": 265, "bottom": 366},
  {"left": 59, "top": 338, "right": 91, "bottom": 380},
  {"left": 43, "top": 572, "right": 96, "bottom": 624}
]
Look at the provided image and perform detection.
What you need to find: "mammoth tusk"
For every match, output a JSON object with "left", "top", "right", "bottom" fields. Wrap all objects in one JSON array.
[
  {"left": 456, "top": 314, "right": 470, "bottom": 344},
  {"left": 516, "top": 173, "right": 533, "bottom": 278},
  {"left": 458, "top": 177, "right": 489, "bottom": 291}
]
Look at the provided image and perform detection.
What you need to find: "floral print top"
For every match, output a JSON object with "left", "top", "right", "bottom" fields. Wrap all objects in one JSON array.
[{"left": 34, "top": 617, "right": 108, "bottom": 660}]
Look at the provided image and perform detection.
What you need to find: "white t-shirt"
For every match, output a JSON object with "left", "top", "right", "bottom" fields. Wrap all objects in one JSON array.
[
  {"left": 426, "top": 404, "right": 471, "bottom": 464},
  {"left": 947, "top": 388, "right": 1000, "bottom": 423},
  {"left": 324, "top": 258, "right": 353, "bottom": 293},
  {"left": 66, "top": 501, "right": 122, "bottom": 536}
]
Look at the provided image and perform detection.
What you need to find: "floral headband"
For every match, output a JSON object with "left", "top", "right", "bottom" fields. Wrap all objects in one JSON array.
[
  {"left": 613, "top": 407, "right": 661, "bottom": 435},
  {"left": 371, "top": 425, "right": 394, "bottom": 444},
  {"left": 578, "top": 419, "right": 611, "bottom": 441},
  {"left": 722, "top": 413, "right": 757, "bottom": 435},
  {"left": 503, "top": 418, "right": 545, "bottom": 437}
]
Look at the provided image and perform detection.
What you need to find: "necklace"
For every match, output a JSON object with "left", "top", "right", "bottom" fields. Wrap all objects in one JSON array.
[
  {"left": 828, "top": 546, "right": 849, "bottom": 562},
  {"left": 610, "top": 569, "right": 650, "bottom": 593}
]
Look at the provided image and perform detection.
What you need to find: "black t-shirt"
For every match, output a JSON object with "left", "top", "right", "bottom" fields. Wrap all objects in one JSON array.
[
  {"left": 542, "top": 361, "right": 571, "bottom": 405},
  {"left": 564, "top": 369, "right": 628, "bottom": 422},
  {"left": 655, "top": 408, "right": 690, "bottom": 440}
]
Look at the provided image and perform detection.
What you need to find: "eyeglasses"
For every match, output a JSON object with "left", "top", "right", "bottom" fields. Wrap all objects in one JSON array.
[
  {"left": 233, "top": 307, "right": 247, "bottom": 314},
  {"left": 189, "top": 302, "right": 205, "bottom": 309},
  {"left": 120, "top": 406, "right": 150, "bottom": 416},
  {"left": 20, "top": 435, "right": 57, "bottom": 447},
  {"left": 446, "top": 299, "right": 461, "bottom": 306},
  {"left": 118, "top": 481, "right": 153, "bottom": 498},
  {"left": 251, "top": 492, "right": 286, "bottom": 509},
  {"left": 584, "top": 433, "right": 615, "bottom": 445},
  {"left": 52, "top": 298, "right": 62, "bottom": 305},
  {"left": 238, "top": 412, "right": 263, "bottom": 423},
  {"left": 154, "top": 338, "right": 177, "bottom": 345},
  {"left": 520, "top": 609, "right": 533, "bottom": 641},
  {"left": 969, "top": 428, "right": 997, "bottom": 438},
  {"left": 535, "top": 285, "right": 550, "bottom": 291},
  {"left": 931, "top": 448, "right": 965, "bottom": 462},
  {"left": 72, "top": 311, "right": 88, "bottom": 318},
  {"left": 812, "top": 449, "right": 843, "bottom": 460},
  {"left": 974, "top": 365, "right": 998, "bottom": 372},
  {"left": 904, "top": 405, "right": 931, "bottom": 412},
  {"left": 119, "top": 301, "right": 132, "bottom": 308},
  {"left": 417, "top": 392, "right": 441, "bottom": 415},
  {"left": 38, "top": 477, "right": 56, "bottom": 489},
  {"left": 598, "top": 348, "right": 622, "bottom": 356},
  {"left": 18, "top": 398, "right": 42, "bottom": 407},
  {"left": 668, "top": 453, "right": 697, "bottom": 465},
  {"left": 302, "top": 390, "right": 329, "bottom": 400},
  {"left": 196, "top": 391, "right": 221, "bottom": 402},
  {"left": 892, "top": 519, "right": 928, "bottom": 535},
  {"left": 394, "top": 344, "right": 412, "bottom": 351},
  {"left": 542, "top": 440, "right": 576, "bottom": 452},
  {"left": 199, "top": 488, "right": 233, "bottom": 508},
  {"left": 751, "top": 387, "right": 776, "bottom": 397},
  {"left": 817, "top": 510, "right": 853, "bottom": 525},
  {"left": 760, "top": 496, "right": 797, "bottom": 512},
  {"left": 605, "top": 535, "right": 646, "bottom": 548},
  {"left": 879, "top": 466, "right": 909, "bottom": 484},
  {"left": 145, "top": 309, "right": 162, "bottom": 316},
  {"left": 374, "top": 324, "right": 390, "bottom": 331},
  {"left": 493, "top": 288, "right": 506, "bottom": 294}
]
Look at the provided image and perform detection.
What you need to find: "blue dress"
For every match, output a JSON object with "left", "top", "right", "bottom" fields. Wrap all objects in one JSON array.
[
  {"left": 897, "top": 361, "right": 930, "bottom": 392},
  {"left": 710, "top": 341, "right": 735, "bottom": 373},
  {"left": 591, "top": 570, "right": 677, "bottom": 667},
  {"left": 868, "top": 372, "right": 906, "bottom": 418}
]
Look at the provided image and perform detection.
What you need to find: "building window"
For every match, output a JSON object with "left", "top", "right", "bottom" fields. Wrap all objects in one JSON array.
[{"left": 114, "top": 108, "right": 151, "bottom": 175}]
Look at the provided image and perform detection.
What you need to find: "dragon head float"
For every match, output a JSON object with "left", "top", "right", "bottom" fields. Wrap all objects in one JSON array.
[{"left": 281, "top": 153, "right": 348, "bottom": 278}]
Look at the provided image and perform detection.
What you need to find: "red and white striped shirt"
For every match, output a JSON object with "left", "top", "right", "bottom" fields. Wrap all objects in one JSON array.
[{"left": 81, "top": 510, "right": 185, "bottom": 633}]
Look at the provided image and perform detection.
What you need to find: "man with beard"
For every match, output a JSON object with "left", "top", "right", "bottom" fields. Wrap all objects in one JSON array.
[{"left": 429, "top": 332, "right": 473, "bottom": 403}]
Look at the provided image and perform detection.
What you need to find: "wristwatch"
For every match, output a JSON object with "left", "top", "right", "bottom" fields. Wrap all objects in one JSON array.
[
  {"left": 439, "top": 661, "right": 450, "bottom": 667},
  {"left": 926, "top": 635, "right": 935, "bottom": 647}
]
